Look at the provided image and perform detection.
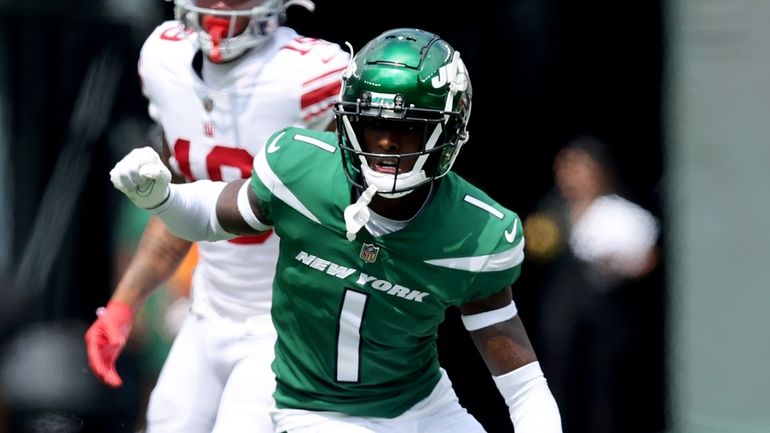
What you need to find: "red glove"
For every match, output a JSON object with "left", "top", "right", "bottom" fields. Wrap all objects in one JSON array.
[{"left": 84, "top": 300, "right": 133, "bottom": 387}]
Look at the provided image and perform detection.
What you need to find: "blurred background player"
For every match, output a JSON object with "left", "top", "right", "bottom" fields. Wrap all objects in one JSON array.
[
  {"left": 108, "top": 27, "right": 562, "bottom": 433},
  {"left": 84, "top": 1, "right": 349, "bottom": 432},
  {"left": 523, "top": 135, "right": 660, "bottom": 433}
]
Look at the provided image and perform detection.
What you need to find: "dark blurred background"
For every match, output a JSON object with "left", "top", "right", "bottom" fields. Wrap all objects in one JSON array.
[{"left": 0, "top": 1, "right": 668, "bottom": 432}]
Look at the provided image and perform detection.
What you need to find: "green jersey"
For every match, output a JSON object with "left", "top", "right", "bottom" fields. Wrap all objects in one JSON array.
[{"left": 250, "top": 127, "right": 525, "bottom": 418}]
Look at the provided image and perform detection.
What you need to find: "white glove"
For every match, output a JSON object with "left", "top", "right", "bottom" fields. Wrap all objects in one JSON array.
[{"left": 109, "top": 147, "right": 172, "bottom": 209}]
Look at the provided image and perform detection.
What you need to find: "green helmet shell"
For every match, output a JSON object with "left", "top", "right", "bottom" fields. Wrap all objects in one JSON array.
[
  {"left": 341, "top": 28, "right": 469, "bottom": 114},
  {"left": 334, "top": 28, "right": 472, "bottom": 196}
]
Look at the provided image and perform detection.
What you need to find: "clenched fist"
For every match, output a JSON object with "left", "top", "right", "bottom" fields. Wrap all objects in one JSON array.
[{"left": 109, "top": 147, "right": 172, "bottom": 209}]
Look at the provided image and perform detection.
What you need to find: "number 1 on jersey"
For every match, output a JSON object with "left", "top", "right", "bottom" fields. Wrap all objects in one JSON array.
[{"left": 336, "top": 289, "right": 368, "bottom": 382}]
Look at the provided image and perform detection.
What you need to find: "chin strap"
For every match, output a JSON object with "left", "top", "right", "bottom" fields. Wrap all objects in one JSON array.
[{"left": 344, "top": 184, "right": 378, "bottom": 241}]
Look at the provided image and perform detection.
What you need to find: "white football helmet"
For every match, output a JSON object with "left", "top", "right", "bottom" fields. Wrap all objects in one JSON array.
[{"left": 174, "top": 0, "right": 313, "bottom": 63}]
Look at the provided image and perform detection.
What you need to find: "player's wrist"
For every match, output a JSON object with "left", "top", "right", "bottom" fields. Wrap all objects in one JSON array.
[
  {"left": 493, "top": 361, "right": 562, "bottom": 433},
  {"left": 144, "top": 184, "right": 172, "bottom": 211},
  {"left": 100, "top": 300, "right": 134, "bottom": 336}
]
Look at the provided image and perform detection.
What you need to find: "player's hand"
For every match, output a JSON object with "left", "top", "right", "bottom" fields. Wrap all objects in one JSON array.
[
  {"left": 84, "top": 300, "right": 134, "bottom": 388},
  {"left": 109, "top": 147, "right": 172, "bottom": 209}
]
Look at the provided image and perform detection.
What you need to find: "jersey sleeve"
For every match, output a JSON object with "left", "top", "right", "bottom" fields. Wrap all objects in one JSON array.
[
  {"left": 248, "top": 126, "right": 343, "bottom": 234},
  {"left": 423, "top": 180, "right": 526, "bottom": 306},
  {"left": 249, "top": 128, "right": 292, "bottom": 225},
  {"left": 461, "top": 212, "right": 525, "bottom": 304},
  {"left": 288, "top": 38, "right": 350, "bottom": 131},
  {"left": 137, "top": 39, "right": 161, "bottom": 124},
  {"left": 137, "top": 21, "right": 196, "bottom": 124}
]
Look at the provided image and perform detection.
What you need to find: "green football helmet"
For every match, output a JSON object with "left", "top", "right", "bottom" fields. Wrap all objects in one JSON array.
[{"left": 334, "top": 28, "right": 472, "bottom": 198}]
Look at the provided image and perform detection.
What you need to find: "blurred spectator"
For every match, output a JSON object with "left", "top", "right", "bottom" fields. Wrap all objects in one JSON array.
[{"left": 522, "top": 135, "right": 660, "bottom": 433}]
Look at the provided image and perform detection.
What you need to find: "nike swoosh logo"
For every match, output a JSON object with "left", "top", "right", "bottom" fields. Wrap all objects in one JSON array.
[
  {"left": 136, "top": 180, "right": 155, "bottom": 197},
  {"left": 267, "top": 131, "right": 285, "bottom": 153},
  {"left": 504, "top": 219, "right": 519, "bottom": 243}
]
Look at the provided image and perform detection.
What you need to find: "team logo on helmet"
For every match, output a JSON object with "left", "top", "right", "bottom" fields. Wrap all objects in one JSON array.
[
  {"left": 368, "top": 92, "right": 398, "bottom": 109},
  {"left": 359, "top": 243, "right": 380, "bottom": 263}
]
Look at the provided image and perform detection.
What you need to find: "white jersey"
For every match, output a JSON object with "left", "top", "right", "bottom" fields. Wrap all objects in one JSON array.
[{"left": 139, "top": 21, "right": 349, "bottom": 322}]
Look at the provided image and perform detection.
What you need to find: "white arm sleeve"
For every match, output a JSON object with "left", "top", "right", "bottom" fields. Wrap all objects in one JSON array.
[
  {"left": 237, "top": 181, "right": 272, "bottom": 231},
  {"left": 461, "top": 301, "right": 518, "bottom": 331},
  {"left": 149, "top": 181, "right": 236, "bottom": 242},
  {"left": 493, "top": 361, "right": 563, "bottom": 433}
]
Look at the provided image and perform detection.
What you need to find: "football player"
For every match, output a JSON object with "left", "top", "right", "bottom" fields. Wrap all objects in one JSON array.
[
  {"left": 108, "top": 28, "right": 562, "bottom": 433},
  {"left": 85, "top": 1, "right": 349, "bottom": 432}
]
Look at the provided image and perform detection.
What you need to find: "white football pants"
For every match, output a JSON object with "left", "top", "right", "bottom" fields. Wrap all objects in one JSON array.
[
  {"left": 270, "top": 368, "right": 487, "bottom": 433},
  {"left": 145, "top": 311, "right": 276, "bottom": 433}
]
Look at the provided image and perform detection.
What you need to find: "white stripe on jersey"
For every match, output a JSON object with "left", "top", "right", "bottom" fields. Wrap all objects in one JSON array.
[
  {"left": 254, "top": 147, "right": 321, "bottom": 223},
  {"left": 294, "top": 134, "right": 336, "bottom": 153},
  {"left": 463, "top": 194, "right": 505, "bottom": 219},
  {"left": 424, "top": 238, "right": 525, "bottom": 272}
]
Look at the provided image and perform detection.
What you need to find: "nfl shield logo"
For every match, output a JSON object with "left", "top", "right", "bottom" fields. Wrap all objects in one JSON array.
[{"left": 359, "top": 243, "right": 379, "bottom": 263}]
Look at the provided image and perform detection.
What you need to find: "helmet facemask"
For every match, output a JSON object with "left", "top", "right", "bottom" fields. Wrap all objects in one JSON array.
[
  {"left": 174, "top": 0, "right": 284, "bottom": 63},
  {"left": 337, "top": 102, "right": 461, "bottom": 199}
]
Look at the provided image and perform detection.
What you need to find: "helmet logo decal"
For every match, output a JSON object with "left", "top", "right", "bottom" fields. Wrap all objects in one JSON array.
[
  {"left": 369, "top": 92, "right": 397, "bottom": 108},
  {"left": 432, "top": 52, "right": 469, "bottom": 92},
  {"left": 431, "top": 68, "right": 448, "bottom": 88}
]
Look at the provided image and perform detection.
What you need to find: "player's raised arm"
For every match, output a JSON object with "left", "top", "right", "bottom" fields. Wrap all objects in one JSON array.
[
  {"left": 109, "top": 147, "right": 271, "bottom": 241},
  {"left": 459, "top": 288, "right": 563, "bottom": 433}
]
